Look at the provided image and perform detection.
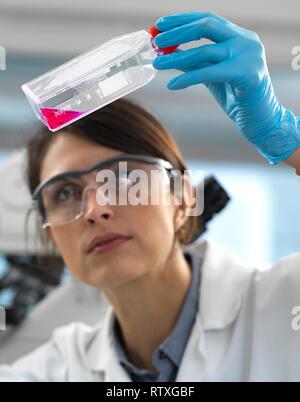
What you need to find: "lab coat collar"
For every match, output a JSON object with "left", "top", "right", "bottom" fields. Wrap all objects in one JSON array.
[
  {"left": 87, "top": 239, "right": 253, "bottom": 380},
  {"left": 184, "top": 239, "right": 253, "bottom": 330},
  {"left": 88, "top": 304, "right": 131, "bottom": 381}
]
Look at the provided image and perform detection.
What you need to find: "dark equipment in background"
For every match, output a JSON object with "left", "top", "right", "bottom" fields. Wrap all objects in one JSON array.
[
  {"left": 0, "top": 176, "right": 230, "bottom": 326},
  {"left": 191, "top": 176, "right": 231, "bottom": 243},
  {"left": 0, "top": 256, "right": 64, "bottom": 326}
]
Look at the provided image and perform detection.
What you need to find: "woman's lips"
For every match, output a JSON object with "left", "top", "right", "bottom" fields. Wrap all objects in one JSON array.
[{"left": 88, "top": 237, "right": 131, "bottom": 255}]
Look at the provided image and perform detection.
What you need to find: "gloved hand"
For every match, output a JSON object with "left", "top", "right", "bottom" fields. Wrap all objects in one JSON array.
[{"left": 152, "top": 12, "right": 300, "bottom": 165}]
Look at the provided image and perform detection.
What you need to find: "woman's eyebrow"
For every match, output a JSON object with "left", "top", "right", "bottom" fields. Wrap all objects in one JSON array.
[
  {"left": 42, "top": 154, "right": 134, "bottom": 183},
  {"left": 53, "top": 175, "right": 84, "bottom": 183},
  {"left": 42, "top": 169, "right": 85, "bottom": 185}
]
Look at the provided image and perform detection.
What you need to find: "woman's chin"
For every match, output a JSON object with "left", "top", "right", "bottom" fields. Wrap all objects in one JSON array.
[{"left": 82, "top": 262, "right": 143, "bottom": 290}]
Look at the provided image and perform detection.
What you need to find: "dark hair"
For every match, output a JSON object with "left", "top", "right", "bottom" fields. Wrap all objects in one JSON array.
[{"left": 26, "top": 98, "right": 199, "bottom": 245}]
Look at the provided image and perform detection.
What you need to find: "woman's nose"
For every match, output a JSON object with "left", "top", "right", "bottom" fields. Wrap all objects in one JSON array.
[{"left": 82, "top": 187, "right": 114, "bottom": 223}]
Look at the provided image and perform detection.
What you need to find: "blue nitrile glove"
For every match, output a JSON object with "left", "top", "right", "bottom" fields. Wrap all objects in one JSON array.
[{"left": 152, "top": 12, "right": 300, "bottom": 165}]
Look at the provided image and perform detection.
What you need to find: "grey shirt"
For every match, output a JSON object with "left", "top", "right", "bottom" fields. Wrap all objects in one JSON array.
[{"left": 112, "top": 251, "right": 203, "bottom": 382}]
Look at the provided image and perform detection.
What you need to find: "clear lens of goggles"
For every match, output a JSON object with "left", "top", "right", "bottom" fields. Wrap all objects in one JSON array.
[{"left": 38, "top": 159, "right": 175, "bottom": 228}]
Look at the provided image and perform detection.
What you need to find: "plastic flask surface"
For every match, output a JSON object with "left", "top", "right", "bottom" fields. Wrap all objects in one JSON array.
[{"left": 22, "top": 30, "right": 163, "bottom": 132}]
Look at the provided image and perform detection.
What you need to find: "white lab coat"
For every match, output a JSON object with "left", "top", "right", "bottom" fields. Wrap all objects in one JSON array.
[{"left": 0, "top": 239, "right": 300, "bottom": 382}]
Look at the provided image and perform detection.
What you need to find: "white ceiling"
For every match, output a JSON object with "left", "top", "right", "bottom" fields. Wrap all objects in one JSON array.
[{"left": 0, "top": 0, "right": 299, "bottom": 65}]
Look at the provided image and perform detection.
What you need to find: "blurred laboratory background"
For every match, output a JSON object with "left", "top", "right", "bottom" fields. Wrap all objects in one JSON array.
[{"left": 0, "top": 0, "right": 299, "bottom": 362}]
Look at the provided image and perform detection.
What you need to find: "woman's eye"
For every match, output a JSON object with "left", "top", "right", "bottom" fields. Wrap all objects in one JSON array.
[{"left": 54, "top": 185, "right": 82, "bottom": 202}]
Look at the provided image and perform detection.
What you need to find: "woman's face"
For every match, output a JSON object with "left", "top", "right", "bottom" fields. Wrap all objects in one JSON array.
[{"left": 40, "top": 132, "right": 188, "bottom": 290}]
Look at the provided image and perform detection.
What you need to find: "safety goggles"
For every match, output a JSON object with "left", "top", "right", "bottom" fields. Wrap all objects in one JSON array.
[{"left": 32, "top": 154, "right": 176, "bottom": 229}]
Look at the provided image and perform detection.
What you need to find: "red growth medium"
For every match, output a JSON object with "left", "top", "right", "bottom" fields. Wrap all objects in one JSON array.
[
  {"left": 148, "top": 25, "right": 179, "bottom": 55},
  {"left": 40, "top": 108, "right": 84, "bottom": 130}
]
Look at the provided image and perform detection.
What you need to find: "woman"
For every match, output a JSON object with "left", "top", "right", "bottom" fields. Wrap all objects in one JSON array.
[{"left": 1, "top": 12, "right": 300, "bottom": 382}]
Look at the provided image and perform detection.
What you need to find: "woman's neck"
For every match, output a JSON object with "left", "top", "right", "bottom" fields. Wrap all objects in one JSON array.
[{"left": 103, "top": 244, "right": 192, "bottom": 371}]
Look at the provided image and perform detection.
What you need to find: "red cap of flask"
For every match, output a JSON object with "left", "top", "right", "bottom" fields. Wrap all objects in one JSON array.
[{"left": 148, "top": 25, "right": 179, "bottom": 55}]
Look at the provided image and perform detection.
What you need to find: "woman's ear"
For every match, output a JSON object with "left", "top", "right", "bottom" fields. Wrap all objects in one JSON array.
[
  {"left": 173, "top": 173, "right": 195, "bottom": 232},
  {"left": 38, "top": 225, "right": 59, "bottom": 256},
  {"left": 45, "top": 228, "right": 56, "bottom": 247}
]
